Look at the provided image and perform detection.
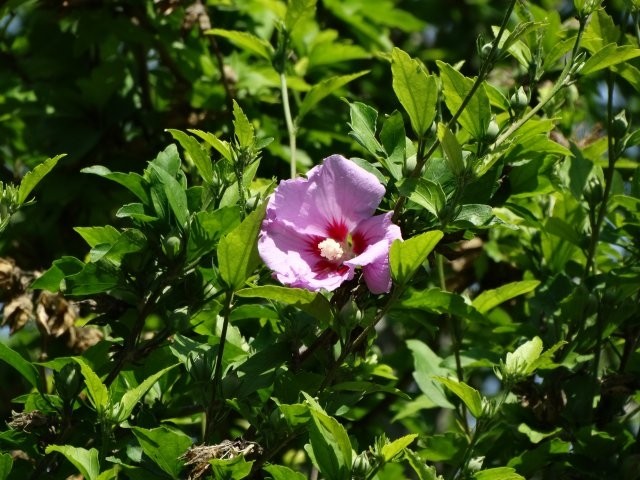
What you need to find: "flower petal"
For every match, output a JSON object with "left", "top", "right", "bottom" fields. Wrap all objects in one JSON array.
[
  {"left": 307, "top": 155, "right": 385, "bottom": 232},
  {"left": 346, "top": 213, "right": 402, "bottom": 294},
  {"left": 258, "top": 218, "right": 353, "bottom": 292},
  {"left": 264, "top": 155, "right": 385, "bottom": 238}
]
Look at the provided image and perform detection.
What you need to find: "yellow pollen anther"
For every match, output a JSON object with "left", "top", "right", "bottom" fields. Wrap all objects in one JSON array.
[{"left": 318, "top": 238, "right": 344, "bottom": 261}]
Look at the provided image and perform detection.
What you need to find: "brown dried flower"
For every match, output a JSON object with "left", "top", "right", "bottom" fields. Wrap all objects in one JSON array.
[
  {"left": 181, "top": 440, "right": 262, "bottom": 480},
  {"left": 2, "top": 294, "right": 34, "bottom": 334},
  {"left": 36, "top": 291, "right": 78, "bottom": 338}
]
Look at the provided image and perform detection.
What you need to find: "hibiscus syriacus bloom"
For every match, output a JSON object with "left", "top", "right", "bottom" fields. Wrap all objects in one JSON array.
[{"left": 258, "top": 154, "right": 402, "bottom": 293}]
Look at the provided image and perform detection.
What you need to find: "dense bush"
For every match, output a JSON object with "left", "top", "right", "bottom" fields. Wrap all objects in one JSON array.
[{"left": 1, "top": 0, "right": 639, "bottom": 479}]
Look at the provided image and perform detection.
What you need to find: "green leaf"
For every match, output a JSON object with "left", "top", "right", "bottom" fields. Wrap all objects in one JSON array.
[
  {"left": 151, "top": 144, "right": 181, "bottom": 175},
  {"left": 45, "top": 445, "right": 100, "bottom": 480},
  {"left": 581, "top": 43, "right": 640, "bottom": 76},
  {"left": 263, "top": 464, "right": 306, "bottom": 480},
  {"left": 149, "top": 164, "right": 189, "bottom": 227},
  {"left": 74, "top": 226, "right": 121, "bottom": 248},
  {"left": 298, "top": 71, "right": 368, "bottom": 122},
  {"left": 132, "top": 426, "right": 192, "bottom": 479},
  {"left": 499, "top": 21, "right": 548, "bottom": 56},
  {"left": 472, "top": 280, "right": 540, "bottom": 314},
  {"left": 85, "top": 165, "right": 151, "bottom": 205},
  {"left": 390, "top": 231, "right": 443, "bottom": 284},
  {"left": 0, "top": 453, "right": 13, "bottom": 480},
  {"left": 379, "top": 111, "right": 406, "bottom": 180},
  {"left": 18, "top": 154, "right": 64, "bottom": 204},
  {"left": 437, "top": 61, "right": 491, "bottom": 139},
  {"left": 285, "top": 0, "right": 317, "bottom": 33},
  {"left": 111, "top": 365, "right": 177, "bottom": 423},
  {"left": 64, "top": 262, "right": 120, "bottom": 295},
  {"left": 187, "top": 207, "right": 241, "bottom": 261},
  {"left": 399, "top": 288, "right": 485, "bottom": 323},
  {"left": 473, "top": 467, "right": 525, "bottom": 480},
  {"left": 434, "top": 376, "right": 484, "bottom": 418},
  {"left": 233, "top": 100, "right": 255, "bottom": 149},
  {"left": 218, "top": 202, "right": 266, "bottom": 290},
  {"left": 88, "top": 229, "right": 147, "bottom": 266},
  {"left": 31, "top": 256, "right": 84, "bottom": 291},
  {"left": 280, "top": 403, "right": 311, "bottom": 427},
  {"left": 451, "top": 204, "right": 496, "bottom": 229},
  {"left": 166, "top": 129, "right": 214, "bottom": 183},
  {"left": 210, "top": 456, "right": 253, "bottom": 480},
  {"left": 207, "top": 29, "right": 273, "bottom": 60},
  {"left": 74, "top": 357, "right": 109, "bottom": 416},
  {"left": 517, "top": 423, "right": 562, "bottom": 444},
  {"left": 407, "top": 339, "right": 454, "bottom": 409},
  {"left": 116, "top": 203, "right": 157, "bottom": 222},
  {"left": 381, "top": 434, "right": 418, "bottom": 461},
  {"left": 390, "top": 48, "right": 438, "bottom": 136},
  {"left": 544, "top": 217, "right": 584, "bottom": 247},
  {"left": 405, "top": 449, "right": 442, "bottom": 480},
  {"left": 437, "top": 123, "right": 464, "bottom": 176},
  {"left": 0, "top": 342, "right": 39, "bottom": 389},
  {"left": 81, "top": 166, "right": 149, "bottom": 203},
  {"left": 307, "top": 409, "right": 352, "bottom": 480},
  {"left": 399, "top": 178, "right": 446, "bottom": 218},
  {"left": 347, "top": 101, "right": 383, "bottom": 155},
  {"left": 505, "top": 337, "right": 544, "bottom": 377},
  {"left": 189, "top": 129, "right": 233, "bottom": 162},
  {"left": 235, "top": 285, "right": 331, "bottom": 323}
]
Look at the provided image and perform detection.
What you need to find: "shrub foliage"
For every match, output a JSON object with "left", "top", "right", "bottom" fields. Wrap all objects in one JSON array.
[{"left": 1, "top": 1, "right": 639, "bottom": 479}]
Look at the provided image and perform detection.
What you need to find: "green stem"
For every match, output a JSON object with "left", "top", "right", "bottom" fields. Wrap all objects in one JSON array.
[
  {"left": 584, "top": 72, "right": 618, "bottom": 278},
  {"left": 280, "top": 72, "right": 298, "bottom": 178},
  {"left": 205, "top": 289, "right": 234, "bottom": 440},
  {"left": 437, "top": 253, "right": 469, "bottom": 435}
]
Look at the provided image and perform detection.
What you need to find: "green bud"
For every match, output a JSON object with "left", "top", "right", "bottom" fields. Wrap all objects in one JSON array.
[
  {"left": 352, "top": 453, "right": 372, "bottom": 478},
  {"left": 484, "top": 119, "right": 500, "bottom": 142},
  {"left": 611, "top": 110, "right": 628, "bottom": 138},
  {"left": 510, "top": 87, "right": 529, "bottom": 111},
  {"left": 162, "top": 235, "right": 182, "bottom": 260},
  {"left": 585, "top": 177, "right": 603, "bottom": 205},
  {"left": 468, "top": 456, "right": 485, "bottom": 472},
  {"left": 574, "top": 0, "right": 602, "bottom": 16},
  {"left": 479, "top": 42, "right": 494, "bottom": 59},
  {"left": 403, "top": 154, "right": 417, "bottom": 176}
]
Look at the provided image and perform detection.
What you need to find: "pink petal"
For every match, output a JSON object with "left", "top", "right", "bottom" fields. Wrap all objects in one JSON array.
[
  {"left": 264, "top": 155, "right": 385, "bottom": 239},
  {"left": 307, "top": 155, "right": 385, "bottom": 232},
  {"left": 346, "top": 213, "right": 402, "bottom": 294},
  {"left": 258, "top": 218, "right": 354, "bottom": 292}
]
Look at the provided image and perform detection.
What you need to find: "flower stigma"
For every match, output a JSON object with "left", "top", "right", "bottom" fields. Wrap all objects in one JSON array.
[{"left": 318, "top": 238, "right": 344, "bottom": 261}]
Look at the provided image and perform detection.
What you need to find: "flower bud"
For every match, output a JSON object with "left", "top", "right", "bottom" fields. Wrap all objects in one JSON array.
[
  {"left": 352, "top": 452, "right": 372, "bottom": 478},
  {"left": 585, "top": 177, "right": 603, "bottom": 205},
  {"left": 162, "top": 235, "right": 182, "bottom": 260},
  {"left": 574, "top": 0, "right": 601, "bottom": 16},
  {"left": 611, "top": 110, "right": 628, "bottom": 139},
  {"left": 479, "top": 42, "right": 493, "bottom": 59},
  {"left": 468, "top": 456, "right": 485, "bottom": 472},
  {"left": 484, "top": 119, "right": 500, "bottom": 142},
  {"left": 510, "top": 87, "right": 529, "bottom": 112},
  {"left": 403, "top": 154, "right": 417, "bottom": 176}
]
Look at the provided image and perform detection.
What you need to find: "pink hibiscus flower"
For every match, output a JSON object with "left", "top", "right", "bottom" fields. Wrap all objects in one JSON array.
[{"left": 258, "top": 155, "right": 402, "bottom": 293}]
